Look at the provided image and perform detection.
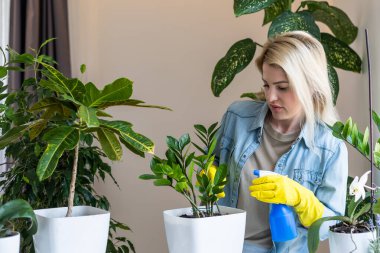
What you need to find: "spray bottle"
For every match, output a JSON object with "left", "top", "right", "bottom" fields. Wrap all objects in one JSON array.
[{"left": 253, "top": 169, "right": 297, "bottom": 242}]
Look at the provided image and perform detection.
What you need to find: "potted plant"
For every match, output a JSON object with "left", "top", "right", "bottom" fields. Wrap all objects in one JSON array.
[
  {"left": 139, "top": 123, "right": 246, "bottom": 253},
  {"left": 307, "top": 113, "right": 380, "bottom": 252},
  {"left": 211, "top": 0, "right": 361, "bottom": 105},
  {"left": 307, "top": 30, "right": 380, "bottom": 253},
  {"left": 0, "top": 40, "right": 169, "bottom": 253},
  {"left": 0, "top": 199, "right": 37, "bottom": 253}
]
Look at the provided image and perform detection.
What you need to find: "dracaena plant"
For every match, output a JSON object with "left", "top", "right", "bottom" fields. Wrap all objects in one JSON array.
[
  {"left": 140, "top": 123, "right": 227, "bottom": 217},
  {"left": 0, "top": 40, "right": 169, "bottom": 215},
  {"left": 0, "top": 199, "right": 37, "bottom": 238},
  {"left": 212, "top": 0, "right": 361, "bottom": 104}
]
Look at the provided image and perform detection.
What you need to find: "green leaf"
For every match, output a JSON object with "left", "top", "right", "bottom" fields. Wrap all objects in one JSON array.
[
  {"left": 308, "top": 215, "right": 351, "bottom": 253},
  {"left": 82, "top": 82, "right": 100, "bottom": 106},
  {"left": 0, "top": 125, "right": 29, "bottom": 149},
  {"left": 268, "top": 11, "right": 321, "bottom": 40},
  {"left": 194, "top": 124, "right": 207, "bottom": 135},
  {"left": 139, "top": 174, "right": 161, "bottom": 180},
  {"left": 321, "top": 33, "right": 361, "bottom": 73},
  {"left": 99, "top": 120, "right": 153, "bottom": 154},
  {"left": 374, "top": 198, "right": 380, "bottom": 214},
  {"left": 39, "top": 62, "right": 86, "bottom": 100},
  {"left": 0, "top": 199, "right": 37, "bottom": 236},
  {"left": 120, "top": 128, "right": 154, "bottom": 154},
  {"left": 109, "top": 99, "right": 171, "bottom": 111},
  {"left": 342, "top": 117, "right": 353, "bottom": 139},
  {"left": 167, "top": 136, "right": 179, "bottom": 151},
  {"left": 240, "top": 92, "right": 259, "bottom": 100},
  {"left": 263, "top": 0, "right": 291, "bottom": 25},
  {"left": 212, "top": 39, "right": 256, "bottom": 97},
  {"left": 96, "top": 110, "right": 113, "bottom": 118},
  {"left": 373, "top": 111, "right": 380, "bottom": 132},
  {"left": 362, "top": 127, "right": 369, "bottom": 153},
  {"left": 208, "top": 122, "right": 219, "bottom": 135},
  {"left": 234, "top": 0, "right": 278, "bottom": 17},
  {"left": 29, "top": 120, "right": 48, "bottom": 140},
  {"left": 37, "top": 127, "right": 80, "bottom": 180},
  {"left": 153, "top": 179, "right": 172, "bottom": 186},
  {"left": 79, "top": 105, "right": 100, "bottom": 127},
  {"left": 39, "top": 79, "right": 67, "bottom": 95},
  {"left": 351, "top": 123, "right": 358, "bottom": 146},
  {"left": 302, "top": 1, "right": 358, "bottom": 44},
  {"left": 352, "top": 202, "right": 371, "bottom": 222},
  {"left": 178, "top": 133, "right": 190, "bottom": 151},
  {"left": 29, "top": 97, "right": 74, "bottom": 119},
  {"left": 97, "top": 128, "right": 123, "bottom": 160},
  {"left": 80, "top": 64, "right": 86, "bottom": 74},
  {"left": 0, "top": 66, "right": 7, "bottom": 78},
  {"left": 85, "top": 78, "right": 133, "bottom": 108},
  {"left": 38, "top": 38, "right": 56, "bottom": 52},
  {"left": 327, "top": 64, "right": 339, "bottom": 105}
]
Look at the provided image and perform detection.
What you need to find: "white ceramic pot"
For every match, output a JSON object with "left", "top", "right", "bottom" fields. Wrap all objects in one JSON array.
[
  {"left": 0, "top": 232, "right": 20, "bottom": 253},
  {"left": 33, "top": 206, "right": 110, "bottom": 253},
  {"left": 163, "top": 206, "right": 246, "bottom": 253},
  {"left": 329, "top": 230, "right": 376, "bottom": 253}
]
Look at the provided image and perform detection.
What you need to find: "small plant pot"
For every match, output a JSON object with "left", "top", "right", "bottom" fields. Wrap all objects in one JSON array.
[
  {"left": 329, "top": 230, "right": 376, "bottom": 253},
  {"left": 163, "top": 206, "right": 246, "bottom": 253},
  {"left": 0, "top": 232, "right": 20, "bottom": 253},
  {"left": 33, "top": 206, "right": 110, "bottom": 253}
]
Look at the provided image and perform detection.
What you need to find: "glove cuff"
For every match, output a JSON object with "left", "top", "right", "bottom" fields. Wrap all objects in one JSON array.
[{"left": 294, "top": 188, "right": 324, "bottom": 227}]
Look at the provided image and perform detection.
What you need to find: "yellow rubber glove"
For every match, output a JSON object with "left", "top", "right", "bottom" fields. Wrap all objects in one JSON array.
[{"left": 249, "top": 175, "right": 324, "bottom": 227}]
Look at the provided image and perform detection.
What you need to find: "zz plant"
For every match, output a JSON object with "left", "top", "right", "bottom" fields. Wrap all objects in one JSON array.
[
  {"left": 140, "top": 123, "right": 228, "bottom": 217},
  {"left": 212, "top": 0, "right": 361, "bottom": 104}
]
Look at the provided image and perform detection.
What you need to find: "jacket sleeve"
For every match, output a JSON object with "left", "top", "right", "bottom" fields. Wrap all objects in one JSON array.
[{"left": 315, "top": 141, "right": 348, "bottom": 240}]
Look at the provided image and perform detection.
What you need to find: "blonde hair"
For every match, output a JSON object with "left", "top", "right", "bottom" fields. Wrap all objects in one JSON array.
[{"left": 255, "top": 31, "right": 338, "bottom": 143}]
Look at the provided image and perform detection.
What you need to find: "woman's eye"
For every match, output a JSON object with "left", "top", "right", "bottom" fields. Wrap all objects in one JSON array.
[
  {"left": 277, "top": 86, "right": 288, "bottom": 91},
  {"left": 263, "top": 84, "right": 269, "bottom": 89}
]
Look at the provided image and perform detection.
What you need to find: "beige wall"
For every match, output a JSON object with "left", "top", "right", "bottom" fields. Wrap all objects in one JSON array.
[{"left": 68, "top": 1, "right": 374, "bottom": 252}]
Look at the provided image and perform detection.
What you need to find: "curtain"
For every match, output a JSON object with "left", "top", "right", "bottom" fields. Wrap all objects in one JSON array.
[{"left": 8, "top": 0, "right": 71, "bottom": 91}]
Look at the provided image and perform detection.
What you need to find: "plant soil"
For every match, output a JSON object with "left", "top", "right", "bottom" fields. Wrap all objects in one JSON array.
[
  {"left": 330, "top": 222, "right": 373, "bottom": 233},
  {"left": 180, "top": 213, "right": 225, "bottom": 218}
]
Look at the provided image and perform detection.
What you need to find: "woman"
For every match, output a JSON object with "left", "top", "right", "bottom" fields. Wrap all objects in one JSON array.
[{"left": 215, "top": 31, "right": 348, "bottom": 252}]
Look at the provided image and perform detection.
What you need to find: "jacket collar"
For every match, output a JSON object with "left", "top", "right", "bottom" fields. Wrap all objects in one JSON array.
[{"left": 249, "top": 102, "right": 313, "bottom": 149}]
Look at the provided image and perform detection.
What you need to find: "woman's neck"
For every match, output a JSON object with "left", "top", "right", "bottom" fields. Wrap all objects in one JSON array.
[{"left": 267, "top": 114, "right": 303, "bottom": 134}]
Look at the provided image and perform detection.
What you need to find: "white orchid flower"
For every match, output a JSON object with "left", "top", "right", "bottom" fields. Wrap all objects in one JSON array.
[{"left": 349, "top": 171, "right": 374, "bottom": 202}]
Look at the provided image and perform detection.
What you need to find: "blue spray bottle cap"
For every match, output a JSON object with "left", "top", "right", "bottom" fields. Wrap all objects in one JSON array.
[{"left": 253, "top": 169, "right": 297, "bottom": 242}]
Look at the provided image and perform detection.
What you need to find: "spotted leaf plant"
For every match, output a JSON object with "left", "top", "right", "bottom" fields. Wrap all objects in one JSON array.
[
  {"left": 212, "top": 0, "right": 361, "bottom": 105},
  {"left": 140, "top": 123, "right": 228, "bottom": 217}
]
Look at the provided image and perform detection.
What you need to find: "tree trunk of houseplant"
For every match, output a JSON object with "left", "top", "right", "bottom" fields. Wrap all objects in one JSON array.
[{"left": 66, "top": 144, "right": 79, "bottom": 217}]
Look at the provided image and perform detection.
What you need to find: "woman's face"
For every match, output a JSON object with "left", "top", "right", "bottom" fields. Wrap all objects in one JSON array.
[{"left": 262, "top": 63, "right": 303, "bottom": 124}]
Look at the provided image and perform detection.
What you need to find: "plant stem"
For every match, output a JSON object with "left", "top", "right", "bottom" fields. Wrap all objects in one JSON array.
[{"left": 66, "top": 144, "right": 79, "bottom": 217}]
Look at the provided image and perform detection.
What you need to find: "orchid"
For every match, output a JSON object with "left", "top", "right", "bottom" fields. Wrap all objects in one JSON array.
[{"left": 349, "top": 171, "right": 373, "bottom": 202}]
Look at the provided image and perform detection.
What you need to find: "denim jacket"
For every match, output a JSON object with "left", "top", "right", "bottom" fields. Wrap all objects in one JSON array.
[{"left": 215, "top": 101, "right": 348, "bottom": 253}]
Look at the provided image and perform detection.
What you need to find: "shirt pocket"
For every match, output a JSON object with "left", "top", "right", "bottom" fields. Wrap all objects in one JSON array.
[
  {"left": 220, "top": 136, "right": 234, "bottom": 155},
  {"left": 293, "top": 169, "right": 322, "bottom": 193}
]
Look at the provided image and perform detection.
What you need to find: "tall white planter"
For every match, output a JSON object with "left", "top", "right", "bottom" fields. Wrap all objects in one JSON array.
[
  {"left": 0, "top": 232, "right": 20, "bottom": 253},
  {"left": 33, "top": 206, "right": 110, "bottom": 253},
  {"left": 163, "top": 206, "right": 246, "bottom": 253},
  {"left": 329, "top": 230, "right": 376, "bottom": 253}
]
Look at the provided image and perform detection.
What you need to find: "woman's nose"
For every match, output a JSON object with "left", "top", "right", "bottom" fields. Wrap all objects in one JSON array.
[{"left": 266, "top": 87, "right": 278, "bottom": 102}]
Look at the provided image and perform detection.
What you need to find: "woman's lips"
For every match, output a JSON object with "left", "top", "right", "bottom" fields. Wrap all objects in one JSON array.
[{"left": 270, "top": 104, "right": 283, "bottom": 112}]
